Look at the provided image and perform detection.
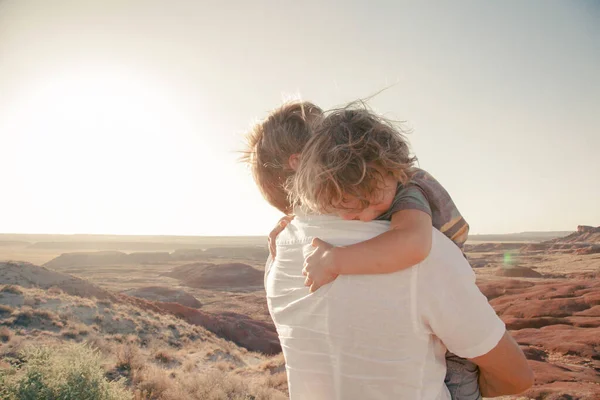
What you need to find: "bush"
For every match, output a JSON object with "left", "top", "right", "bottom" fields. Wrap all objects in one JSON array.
[
  {"left": 115, "top": 344, "right": 142, "bottom": 373},
  {"left": 0, "top": 304, "right": 13, "bottom": 317},
  {"left": 0, "top": 286, "right": 23, "bottom": 295},
  {"left": 0, "top": 343, "right": 131, "bottom": 400},
  {"left": 0, "top": 327, "right": 12, "bottom": 342},
  {"left": 179, "top": 369, "right": 253, "bottom": 400},
  {"left": 153, "top": 349, "right": 176, "bottom": 365}
]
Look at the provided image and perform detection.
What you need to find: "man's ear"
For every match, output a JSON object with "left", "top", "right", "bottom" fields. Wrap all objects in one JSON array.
[{"left": 288, "top": 154, "right": 300, "bottom": 171}]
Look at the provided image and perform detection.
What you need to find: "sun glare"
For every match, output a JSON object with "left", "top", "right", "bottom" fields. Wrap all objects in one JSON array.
[{"left": 2, "top": 64, "right": 207, "bottom": 234}]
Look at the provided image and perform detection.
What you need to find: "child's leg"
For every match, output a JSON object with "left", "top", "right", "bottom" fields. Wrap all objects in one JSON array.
[{"left": 444, "top": 351, "right": 482, "bottom": 400}]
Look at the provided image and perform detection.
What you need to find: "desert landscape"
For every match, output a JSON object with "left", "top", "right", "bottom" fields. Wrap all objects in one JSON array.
[{"left": 0, "top": 226, "right": 599, "bottom": 399}]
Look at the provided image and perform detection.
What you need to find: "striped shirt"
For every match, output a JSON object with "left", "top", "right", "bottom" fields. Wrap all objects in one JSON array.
[{"left": 377, "top": 168, "right": 469, "bottom": 250}]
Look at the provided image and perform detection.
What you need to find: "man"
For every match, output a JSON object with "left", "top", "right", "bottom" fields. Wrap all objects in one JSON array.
[{"left": 265, "top": 211, "right": 533, "bottom": 399}]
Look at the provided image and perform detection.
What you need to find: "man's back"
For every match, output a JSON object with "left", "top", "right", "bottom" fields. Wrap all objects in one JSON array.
[{"left": 267, "top": 214, "right": 505, "bottom": 400}]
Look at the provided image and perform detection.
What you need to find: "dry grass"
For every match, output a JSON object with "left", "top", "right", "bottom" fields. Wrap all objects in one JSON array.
[
  {"left": 31, "top": 308, "right": 59, "bottom": 321},
  {"left": 0, "top": 264, "right": 288, "bottom": 399},
  {"left": 0, "top": 285, "right": 23, "bottom": 295},
  {"left": 0, "top": 342, "right": 130, "bottom": 400},
  {"left": 0, "top": 335, "right": 25, "bottom": 360},
  {"left": 98, "top": 299, "right": 113, "bottom": 307},
  {"left": 153, "top": 349, "right": 178, "bottom": 365},
  {"left": 132, "top": 365, "right": 174, "bottom": 399},
  {"left": 0, "top": 326, "right": 13, "bottom": 342},
  {"left": 264, "top": 372, "right": 288, "bottom": 392},
  {"left": 115, "top": 343, "right": 143, "bottom": 372},
  {"left": 61, "top": 323, "right": 90, "bottom": 339},
  {"left": 0, "top": 304, "right": 14, "bottom": 316},
  {"left": 0, "top": 287, "right": 287, "bottom": 400},
  {"left": 182, "top": 359, "right": 196, "bottom": 373},
  {"left": 47, "top": 286, "right": 64, "bottom": 295}
]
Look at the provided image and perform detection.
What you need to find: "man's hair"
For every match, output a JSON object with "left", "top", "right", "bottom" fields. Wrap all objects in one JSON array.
[
  {"left": 242, "top": 101, "right": 323, "bottom": 214},
  {"left": 290, "top": 103, "right": 416, "bottom": 213}
]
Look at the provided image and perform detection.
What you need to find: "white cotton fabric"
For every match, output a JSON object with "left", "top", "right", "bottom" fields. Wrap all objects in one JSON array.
[{"left": 265, "top": 213, "right": 505, "bottom": 400}]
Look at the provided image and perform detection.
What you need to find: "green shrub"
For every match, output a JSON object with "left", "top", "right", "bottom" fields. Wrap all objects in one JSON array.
[{"left": 0, "top": 343, "right": 131, "bottom": 400}]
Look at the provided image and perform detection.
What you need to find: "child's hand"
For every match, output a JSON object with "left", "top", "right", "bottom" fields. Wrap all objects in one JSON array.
[
  {"left": 268, "top": 215, "right": 295, "bottom": 258},
  {"left": 303, "top": 238, "right": 339, "bottom": 293}
]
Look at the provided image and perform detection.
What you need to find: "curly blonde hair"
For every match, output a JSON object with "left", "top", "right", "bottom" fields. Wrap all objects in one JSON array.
[
  {"left": 289, "top": 103, "right": 416, "bottom": 213},
  {"left": 242, "top": 101, "right": 323, "bottom": 214}
]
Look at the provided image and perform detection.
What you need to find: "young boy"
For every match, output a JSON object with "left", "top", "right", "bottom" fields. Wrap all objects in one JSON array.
[
  {"left": 289, "top": 106, "right": 469, "bottom": 292},
  {"left": 288, "top": 105, "right": 480, "bottom": 400},
  {"left": 245, "top": 101, "right": 479, "bottom": 400}
]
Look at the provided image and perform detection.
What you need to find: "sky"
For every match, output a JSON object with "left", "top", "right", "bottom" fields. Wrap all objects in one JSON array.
[{"left": 0, "top": 0, "right": 598, "bottom": 236}]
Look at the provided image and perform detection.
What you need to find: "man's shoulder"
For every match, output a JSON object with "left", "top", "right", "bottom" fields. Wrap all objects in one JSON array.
[
  {"left": 418, "top": 229, "right": 473, "bottom": 280},
  {"left": 278, "top": 216, "right": 390, "bottom": 247}
]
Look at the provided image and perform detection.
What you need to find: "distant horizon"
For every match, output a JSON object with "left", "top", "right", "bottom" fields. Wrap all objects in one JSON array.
[{"left": 0, "top": 228, "right": 580, "bottom": 238}]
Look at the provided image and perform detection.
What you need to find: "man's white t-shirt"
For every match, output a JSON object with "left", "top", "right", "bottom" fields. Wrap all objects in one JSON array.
[{"left": 265, "top": 214, "right": 505, "bottom": 400}]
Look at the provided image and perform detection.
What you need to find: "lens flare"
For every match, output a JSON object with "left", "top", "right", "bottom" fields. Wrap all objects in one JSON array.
[{"left": 503, "top": 251, "right": 513, "bottom": 266}]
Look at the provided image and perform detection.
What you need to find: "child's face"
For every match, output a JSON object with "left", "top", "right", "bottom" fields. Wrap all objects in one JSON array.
[{"left": 333, "top": 173, "right": 398, "bottom": 222}]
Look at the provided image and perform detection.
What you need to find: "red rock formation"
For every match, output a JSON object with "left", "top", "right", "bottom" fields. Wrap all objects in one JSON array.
[
  {"left": 516, "top": 225, "right": 600, "bottom": 255},
  {"left": 464, "top": 242, "right": 524, "bottom": 253},
  {"left": 577, "top": 225, "right": 597, "bottom": 233},
  {"left": 122, "top": 286, "right": 202, "bottom": 308},
  {"left": 548, "top": 225, "right": 600, "bottom": 246},
  {"left": 163, "top": 262, "right": 264, "bottom": 289},
  {"left": 523, "top": 243, "right": 552, "bottom": 252},
  {"left": 495, "top": 266, "right": 543, "bottom": 278},
  {"left": 575, "top": 245, "right": 600, "bottom": 255},
  {"left": 477, "top": 278, "right": 600, "bottom": 399},
  {"left": 0, "top": 261, "right": 117, "bottom": 301},
  {"left": 114, "top": 294, "right": 280, "bottom": 354},
  {"left": 44, "top": 251, "right": 173, "bottom": 268},
  {"left": 152, "top": 302, "right": 280, "bottom": 354}
]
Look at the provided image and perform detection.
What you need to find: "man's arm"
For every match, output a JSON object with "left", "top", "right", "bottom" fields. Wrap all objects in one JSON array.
[
  {"left": 420, "top": 231, "right": 533, "bottom": 397},
  {"left": 470, "top": 331, "right": 534, "bottom": 397}
]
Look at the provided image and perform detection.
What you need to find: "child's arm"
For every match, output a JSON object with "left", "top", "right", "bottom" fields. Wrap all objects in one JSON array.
[
  {"left": 302, "top": 209, "right": 432, "bottom": 292},
  {"left": 333, "top": 209, "right": 432, "bottom": 275}
]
